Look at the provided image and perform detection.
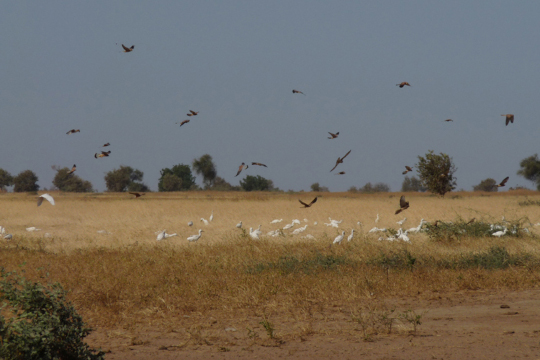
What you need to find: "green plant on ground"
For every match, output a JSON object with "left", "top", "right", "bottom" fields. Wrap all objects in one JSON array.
[
  {"left": 259, "top": 315, "right": 275, "bottom": 339},
  {"left": 399, "top": 309, "right": 425, "bottom": 334}
]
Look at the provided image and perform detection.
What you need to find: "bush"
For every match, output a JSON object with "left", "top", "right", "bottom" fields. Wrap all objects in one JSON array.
[
  {"left": 359, "top": 182, "right": 390, "bottom": 193},
  {"left": 0, "top": 268, "right": 104, "bottom": 360},
  {"left": 240, "top": 175, "right": 272, "bottom": 191},
  {"left": 158, "top": 164, "right": 195, "bottom": 191},
  {"left": 473, "top": 178, "right": 497, "bottom": 192},
  {"left": 0, "top": 168, "right": 13, "bottom": 190},
  {"left": 416, "top": 151, "right": 457, "bottom": 196},
  {"left": 104, "top": 166, "right": 149, "bottom": 192},
  {"left": 13, "top": 170, "right": 39, "bottom": 193},
  {"left": 310, "top": 183, "right": 329, "bottom": 192},
  {"left": 52, "top": 167, "right": 93, "bottom": 192}
]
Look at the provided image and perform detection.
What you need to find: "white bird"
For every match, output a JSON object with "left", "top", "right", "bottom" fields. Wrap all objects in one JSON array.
[
  {"left": 26, "top": 227, "right": 41, "bottom": 232},
  {"left": 249, "top": 228, "right": 260, "bottom": 240},
  {"left": 164, "top": 233, "right": 178, "bottom": 238},
  {"left": 209, "top": 211, "right": 214, "bottom": 222},
  {"left": 270, "top": 219, "right": 283, "bottom": 224},
  {"left": 37, "top": 194, "right": 55, "bottom": 207},
  {"left": 398, "top": 229, "right": 410, "bottom": 242},
  {"left": 292, "top": 225, "right": 308, "bottom": 235},
  {"left": 375, "top": 214, "right": 380, "bottom": 223},
  {"left": 368, "top": 227, "right": 387, "bottom": 233},
  {"left": 492, "top": 228, "right": 508, "bottom": 237},
  {"left": 156, "top": 230, "right": 166, "bottom": 241},
  {"left": 397, "top": 217, "right": 407, "bottom": 226},
  {"left": 0, "top": 226, "right": 5, "bottom": 234},
  {"left": 97, "top": 230, "right": 111, "bottom": 235},
  {"left": 302, "top": 234, "right": 315, "bottom": 239},
  {"left": 4, "top": 234, "right": 12, "bottom": 240},
  {"left": 347, "top": 229, "right": 355, "bottom": 242},
  {"left": 378, "top": 235, "right": 396, "bottom": 241},
  {"left": 328, "top": 217, "right": 343, "bottom": 224},
  {"left": 304, "top": 219, "right": 309, "bottom": 223},
  {"left": 292, "top": 219, "right": 301, "bottom": 225},
  {"left": 283, "top": 223, "right": 294, "bottom": 230},
  {"left": 407, "top": 219, "right": 425, "bottom": 233},
  {"left": 187, "top": 229, "right": 203, "bottom": 242},
  {"left": 188, "top": 221, "right": 193, "bottom": 227},
  {"left": 333, "top": 231, "right": 345, "bottom": 245},
  {"left": 200, "top": 218, "right": 209, "bottom": 225},
  {"left": 313, "top": 222, "right": 318, "bottom": 225},
  {"left": 236, "top": 221, "right": 242, "bottom": 229},
  {"left": 357, "top": 222, "right": 362, "bottom": 226},
  {"left": 254, "top": 225, "right": 262, "bottom": 235}
]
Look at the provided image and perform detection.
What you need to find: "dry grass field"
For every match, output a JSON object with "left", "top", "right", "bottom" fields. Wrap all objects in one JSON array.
[{"left": 1, "top": 190, "right": 540, "bottom": 358}]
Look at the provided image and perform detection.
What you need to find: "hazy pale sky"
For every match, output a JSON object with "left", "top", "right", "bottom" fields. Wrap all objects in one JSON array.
[{"left": 1, "top": 1, "right": 539, "bottom": 192}]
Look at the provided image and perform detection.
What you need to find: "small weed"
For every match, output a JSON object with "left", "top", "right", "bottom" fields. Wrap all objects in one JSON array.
[
  {"left": 246, "top": 327, "right": 259, "bottom": 340},
  {"left": 519, "top": 198, "right": 540, "bottom": 206},
  {"left": 399, "top": 309, "right": 425, "bottom": 334},
  {"left": 259, "top": 315, "right": 275, "bottom": 339}
]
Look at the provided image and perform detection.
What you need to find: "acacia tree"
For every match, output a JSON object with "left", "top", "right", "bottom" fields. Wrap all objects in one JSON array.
[
  {"left": 473, "top": 178, "right": 497, "bottom": 192},
  {"left": 240, "top": 175, "right": 272, "bottom": 191},
  {"left": 158, "top": 164, "right": 195, "bottom": 191},
  {"left": 0, "top": 169, "right": 13, "bottom": 191},
  {"left": 192, "top": 154, "right": 217, "bottom": 188},
  {"left": 416, "top": 151, "right": 457, "bottom": 196},
  {"left": 13, "top": 170, "right": 39, "bottom": 192},
  {"left": 104, "top": 166, "right": 149, "bottom": 192},
  {"left": 52, "top": 167, "right": 93, "bottom": 192},
  {"left": 517, "top": 154, "right": 540, "bottom": 190},
  {"left": 359, "top": 182, "right": 390, "bottom": 193},
  {"left": 310, "top": 183, "right": 329, "bottom": 192}
]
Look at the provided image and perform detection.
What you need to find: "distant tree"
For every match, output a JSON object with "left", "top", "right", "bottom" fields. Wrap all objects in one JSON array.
[
  {"left": 192, "top": 154, "right": 217, "bottom": 188},
  {"left": 104, "top": 166, "right": 148, "bottom": 192},
  {"left": 359, "top": 182, "right": 390, "bottom": 193},
  {"left": 517, "top": 154, "right": 540, "bottom": 191},
  {"left": 348, "top": 186, "right": 358, "bottom": 193},
  {"left": 0, "top": 168, "right": 13, "bottom": 191},
  {"left": 416, "top": 150, "right": 457, "bottom": 196},
  {"left": 158, "top": 164, "right": 195, "bottom": 191},
  {"left": 473, "top": 178, "right": 498, "bottom": 192},
  {"left": 13, "top": 170, "right": 39, "bottom": 193},
  {"left": 52, "top": 167, "right": 93, "bottom": 192},
  {"left": 401, "top": 176, "right": 427, "bottom": 192},
  {"left": 208, "top": 176, "right": 240, "bottom": 191},
  {"left": 310, "top": 183, "right": 329, "bottom": 192},
  {"left": 240, "top": 175, "right": 272, "bottom": 191}
]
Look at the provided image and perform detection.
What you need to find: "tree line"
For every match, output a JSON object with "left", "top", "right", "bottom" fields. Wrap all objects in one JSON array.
[{"left": 1, "top": 152, "right": 540, "bottom": 193}]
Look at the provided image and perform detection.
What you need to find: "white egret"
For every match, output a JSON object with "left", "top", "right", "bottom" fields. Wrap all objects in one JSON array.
[
  {"left": 302, "top": 234, "right": 315, "bottom": 239},
  {"left": 397, "top": 217, "right": 407, "bottom": 226},
  {"left": 26, "top": 227, "right": 41, "bottom": 232},
  {"left": 249, "top": 228, "right": 260, "bottom": 240},
  {"left": 283, "top": 223, "right": 294, "bottom": 230},
  {"left": 156, "top": 230, "right": 166, "bottom": 241},
  {"left": 270, "top": 219, "right": 283, "bottom": 224},
  {"left": 97, "top": 230, "right": 111, "bottom": 235},
  {"left": 407, "top": 219, "right": 425, "bottom": 233},
  {"left": 254, "top": 225, "right": 262, "bottom": 236},
  {"left": 209, "top": 211, "right": 214, "bottom": 222},
  {"left": 375, "top": 214, "right": 380, "bottom": 223},
  {"left": 314, "top": 222, "right": 318, "bottom": 225},
  {"left": 0, "top": 226, "right": 4, "bottom": 234},
  {"left": 236, "top": 221, "right": 242, "bottom": 229},
  {"left": 304, "top": 219, "right": 309, "bottom": 223},
  {"left": 37, "top": 194, "right": 55, "bottom": 207},
  {"left": 347, "top": 229, "right": 355, "bottom": 242},
  {"left": 200, "top": 218, "right": 209, "bottom": 225},
  {"left": 188, "top": 221, "right": 193, "bottom": 227},
  {"left": 292, "top": 225, "right": 308, "bottom": 235},
  {"left": 333, "top": 231, "right": 345, "bottom": 245},
  {"left": 4, "top": 234, "right": 12, "bottom": 240},
  {"left": 164, "top": 233, "right": 178, "bottom": 238},
  {"left": 492, "top": 228, "right": 508, "bottom": 237},
  {"left": 187, "top": 229, "right": 204, "bottom": 242},
  {"left": 292, "top": 219, "right": 301, "bottom": 225}
]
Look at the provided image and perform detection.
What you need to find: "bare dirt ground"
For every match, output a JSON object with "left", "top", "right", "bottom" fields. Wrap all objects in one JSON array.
[{"left": 88, "top": 289, "right": 540, "bottom": 360}]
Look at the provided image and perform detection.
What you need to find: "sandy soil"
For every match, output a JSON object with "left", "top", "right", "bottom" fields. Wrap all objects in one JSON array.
[{"left": 87, "top": 289, "right": 540, "bottom": 360}]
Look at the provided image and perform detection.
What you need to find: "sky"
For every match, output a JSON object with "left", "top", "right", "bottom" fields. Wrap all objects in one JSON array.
[{"left": 1, "top": 1, "right": 539, "bottom": 192}]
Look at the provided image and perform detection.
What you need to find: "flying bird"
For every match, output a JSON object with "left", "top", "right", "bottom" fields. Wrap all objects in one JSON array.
[
  {"left": 493, "top": 176, "right": 509, "bottom": 188},
  {"left": 292, "top": 89, "right": 305, "bottom": 95},
  {"left": 396, "top": 82, "right": 411, "bottom": 88},
  {"left": 299, "top": 197, "right": 318, "bottom": 208},
  {"left": 251, "top": 162, "right": 267, "bottom": 167},
  {"left": 94, "top": 151, "right": 111, "bottom": 158},
  {"left": 402, "top": 166, "right": 413, "bottom": 175},
  {"left": 66, "top": 129, "right": 80, "bottom": 135},
  {"left": 187, "top": 110, "right": 198, "bottom": 116},
  {"left": 395, "top": 195, "right": 409, "bottom": 215},
  {"left": 37, "top": 194, "right": 55, "bottom": 207},
  {"left": 466, "top": 218, "right": 476, "bottom": 225},
  {"left": 67, "top": 164, "right": 76, "bottom": 175},
  {"left": 177, "top": 120, "right": 190, "bottom": 127},
  {"left": 122, "top": 44, "right": 135, "bottom": 52},
  {"left": 129, "top": 192, "right": 145, "bottom": 198},
  {"left": 335, "top": 171, "right": 346, "bottom": 175},
  {"left": 328, "top": 132, "right": 339, "bottom": 139},
  {"left": 330, "top": 150, "right": 352, "bottom": 172},
  {"left": 501, "top": 114, "right": 514, "bottom": 126},
  {"left": 236, "top": 162, "right": 247, "bottom": 177},
  {"left": 444, "top": 119, "right": 453, "bottom": 122},
  {"left": 102, "top": 143, "right": 110, "bottom": 147}
]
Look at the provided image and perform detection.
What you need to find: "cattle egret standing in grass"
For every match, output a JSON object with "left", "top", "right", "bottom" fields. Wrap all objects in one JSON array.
[
  {"left": 292, "top": 225, "right": 308, "bottom": 235},
  {"left": 209, "top": 211, "right": 214, "bottom": 222},
  {"left": 188, "top": 221, "right": 193, "bottom": 227},
  {"left": 333, "top": 231, "right": 345, "bottom": 245},
  {"left": 347, "top": 229, "right": 355, "bottom": 242},
  {"left": 375, "top": 214, "right": 380, "bottom": 223},
  {"left": 187, "top": 229, "right": 203, "bottom": 242},
  {"left": 270, "top": 219, "right": 282, "bottom": 224},
  {"left": 164, "top": 233, "right": 178, "bottom": 238},
  {"left": 0, "top": 226, "right": 5, "bottom": 234},
  {"left": 283, "top": 223, "right": 294, "bottom": 230},
  {"left": 26, "top": 227, "right": 41, "bottom": 232},
  {"left": 37, "top": 194, "right": 55, "bottom": 207},
  {"left": 201, "top": 218, "right": 209, "bottom": 225},
  {"left": 156, "top": 230, "right": 166, "bottom": 241},
  {"left": 397, "top": 217, "right": 407, "bottom": 226},
  {"left": 249, "top": 228, "right": 260, "bottom": 240},
  {"left": 4, "top": 234, "right": 12, "bottom": 240},
  {"left": 236, "top": 221, "right": 242, "bottom": 229},
  {"left": 292, "top": 219, "right": 301, "bottom": 225},
  {"left": 492, "top": 228, "right": 508, "bottom": 237}
]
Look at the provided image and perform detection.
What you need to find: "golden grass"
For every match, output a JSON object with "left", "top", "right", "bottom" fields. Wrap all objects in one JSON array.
[{"left": 1, "top": 191, "right": 540, "bottom": 338}]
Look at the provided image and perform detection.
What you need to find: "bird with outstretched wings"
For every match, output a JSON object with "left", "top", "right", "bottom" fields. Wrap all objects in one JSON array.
[
  {"left": 299, "top": 197, "right": 317, "bottom": 208},
  {"left": 330, "top": 150, "right": 351, "bottom": 172},
  {"left": 395, "top": 195, "right": 410, "bottom": 215}
]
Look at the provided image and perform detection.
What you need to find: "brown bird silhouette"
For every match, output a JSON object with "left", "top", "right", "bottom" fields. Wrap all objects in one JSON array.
[
  {"left": 493, "top": 176, "right": 509, "bottom": 188},
  {"left": 187, "top": 110, "right": 198, "bottom": 116},
  {"left": 444, "top": 119, "right": 453, "bottom": 122},
  {"left": 330, "top": 150, "right": 352, "bottom": 172},
  {"left": 328, "top": 132, "right": 339, "bottom": 139},
  {"left": 122, "top": 44, "right": 135, "bottom": 52},
  {"left": 466, "top": 218, "right": 476, "bottom": 225},
  {"left": 299, "top": 197, "right": 317, "bottom": 208},
  {"left": 177, "top": 120, "right": 190, "bottom": 126},
  {"left": 102, "top": 143, "right": 110, "bottom": 147},
  {"left": 67, "top": 164, "right": 76, "bottom": 175},
  {"left": 501, "top": 114, "right": 514, "bottom": 126},
  {"left": 395, "top": 195, "right": 410, "bottom": 215},
  {"left": 335, "top": 171, "right": 345, "bottom": 175},
  {"left": 251, "top": 162, "right": 267, "bottom": 167},
  {"left": 236, "top": 162, "right": 248, "bottom": 177},
  {"left": 396, "top": 82, "right": 411, "bottom": 88},
  {"left": 94, "top": 151, "right": 111, "bottom": 158},
  {"left": 402, "top": 166, "right": 413, "bottom": 175},
  {"left": 66, "top": 129, "right": 80, "bottom": 135},
  {"left": 292, "top": 89, "right": 305, "bottom": 95},
  {"left": 129, "top": 192, "right": 145, "bottom": 198}
]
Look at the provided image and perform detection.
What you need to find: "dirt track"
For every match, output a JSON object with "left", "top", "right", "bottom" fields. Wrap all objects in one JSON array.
[{"left": 88, "top": 289, "right": 540, "bottom": 359}]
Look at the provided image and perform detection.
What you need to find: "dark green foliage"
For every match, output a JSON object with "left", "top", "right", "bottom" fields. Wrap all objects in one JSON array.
[
  {"left": 424, "top": 218, "right": 531, "bottom": 242},
  {"left": 310, "top": 183, "right": 329, "bottom": 192},
  {"left": 517, "top": 154, "right": 540, "bottom": 190},
  {"left": 192, "top": 154, "right": 217, "bottom": 188},
  {"left": 0, "top": 169, "right": 13, "bottom": 190},
  {"left": 401, "top": 176, "right": 426, "bottom": 192},
  {"left": 0, "top": 268, "right": 104, "bottom": 360},
  {"left": 370, "top": 250, "right": 416, "bottom": 271},
  {"left": 209, "top": 176, "right": 241, "bottom": 191},
  {"left": 416, "top": 150, "right": 457, "bottom": 196},
  {"left": 440, "top": 247, "right": 536, "bottom": 270},
  {"left": 104, "top": 166, "right": 148, "bottom": 192},
  {"left": 13, "top": 170, "right": 39, "bottom": 193},
  {"left": 158, "top": 164, "right": 195, "bottom": 191},
  {"left": 52, "top": 167, "right": 93, "bottom": 193},
  {"left": 240, "top": 175, "right": 272, "bottom": 191},
  {"left": 473, "top": 178, "right": 497, "bottom": 192},
  {"left": 359, "top": 182, "right": 390, "bottom": 193}
]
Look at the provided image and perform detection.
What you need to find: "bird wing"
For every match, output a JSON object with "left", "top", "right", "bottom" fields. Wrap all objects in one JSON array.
[
  {"left": 499, "top": 176, "right": 509, "bottom": 186},
  {"left": 399, "top": 196, "right": 407, "bottom": 208},
  {"left": 190, "top": 110, "right": 197, "bottom": 115},
  {"left": 309, "top": 197, "right": 318, "bottom": 206},
  {"left": 66, "top": 130, "right": 73, "bottom": 134},
  {"left": 298, "top": 200, "right": 309, "bottom": 207},
  {"left": 330, "top": 161, "right": 339, "bottom": 172},
  {"left": 405, "top": 166, "right": 413, "bottom": 172},
  {"left": 235, "top": 165, "right": 243, "bottom": 177},
  {"left": 341, "top": 150, "right": 352, "bottom": 160},
  {"left": 122, "top": 44, "right": 130, "bottom": 51},
  {"left": 129, "top": 192, "right": 140, "bottom": 197},
  {"left": 103, "top": 143, "right": 110, "bottom": 147},
  {"left": 402, "top": 170, "right": 408, "bottom": 175},
  {"left": 395, "top": 208, "right": 403, "bottom": 215},
  {"left": 180, "top": 120, "right": 189, "bottom": 126},
  {"left": 506, "top": 116, "right": 510, "bottom": 126},
  {"left": 40, "top": 194, "right": 55, "bottom": 206},
  {"left": 328, "top": 132, "right": 336, "bottom": 137}
]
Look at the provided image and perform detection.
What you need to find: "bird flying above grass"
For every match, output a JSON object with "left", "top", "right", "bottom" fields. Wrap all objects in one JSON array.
[
  {"left": 330, "top": 150, "right": 351, "bottom": 172},
  {"left": 292, "top": 89, "right": 305, "bottom": 95},
  {"left": 395, "top": 195, "right": 409, "bottom": 215},
  {"left": 103, "top": 143, "right": 110, "bottom": 147},
  {"left": 95, "top": 151, "right": 111, "bottom": 158},
  {"left": 236, "top": 162, "right": 247, "bottom": 177},
  {"left": 251, "top": 162, "right": 267, "bottom": 167},
  {"left": 66, "top": 129, "right": 80, "bottom": 135},
  {"left": 493, "top": 176, "right": 509, "bottom": 188},
  {"left": 402, "top": 166, "right": 413, "bottom": 175},
  {"left": 129, "top": 192, "right": 145, "bottom": 198},
  {"left": 444, "top": 119, "right": 453, "bottom": 122},
  {"left": 37, "top": 194, "right": 55, "bottom": 207},
  {"left": 122, "top": 44, "right": 135, "bottom": 52},
  {"left": 67, "top": 164, "right": 76, "bottom": 175},
  {"left": 177, "top": 120, "right": 190, "bottom": 127},
  {"left": 299, "top": 197, "right": 317, "bottom": 208},
  {"left": 187, "top": 110, "right": 198, "bottom": 116},
  {"left": 396, "top": 82, "right": 411, "bottom": 88},
  {"left": 328, "top": 132, "right": 339, "bottom": 139},
  {"left": 501, "top": 114, "right": 514, "bottom": 126}
]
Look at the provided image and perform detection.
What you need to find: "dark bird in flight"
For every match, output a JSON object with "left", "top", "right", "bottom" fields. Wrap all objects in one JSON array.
[
  {"left": 493, "top": 176, "right": 509, "bottom": 188},
  {"left": 187, "top": 110, "right": 198, "bottom": 116},
  {"left": 328, "top": 132, "right": 339, "bottom": 139},
  {"left": 103, "top": 143, "right": 110, "bottom": 147},
  {"left": 67, "top": 164, "right": 76, "bottom": 175},
  {"left": 129, "top": 192, "right": 145, "bottom": 198},
  {"left": 122, "top": 44, "right": 135, "bottom": 52},
  {"left": 292, "top": 89, "right": 305, "bottom": 95},
  {"left": 402, "top": 166, "right": 413, "bottom": 175},
  {"left": 251, "top": 162, "right": 267, "bottom": 167},
  {"left": 335, "top": 171, "right": 346, "bottom": 175},
  {"left": 330, "top": 150, "right": 352, "bottom": 172},
  {"left": 236, "top": 162, "right": 248, "bottom": 177},
  {"left": 444, "top": 119, "right": 453, "bottom": 122},
  {"left": 66, "top": 129, "right": 80, "bottom": 135},
  {"left": 95, "top": 150, "right": 111, "bottom": 158},
  {"left": 177, "top": 120, "right": 190, "bottom": 127},
  {"left": 396, "top": 82, "right": 411, "bottom": 88},
  {"left": 395, "top": 195, "right": 410, "bottom": 215},
  {"left": 466, "top": 218, "right": 476, "bottom": 225},
  {"left": 299, "top": 197, "right": 317, "bottom": 208},
  {"left": 501, "top": 114, "right": 514, "bottom": 126}
]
